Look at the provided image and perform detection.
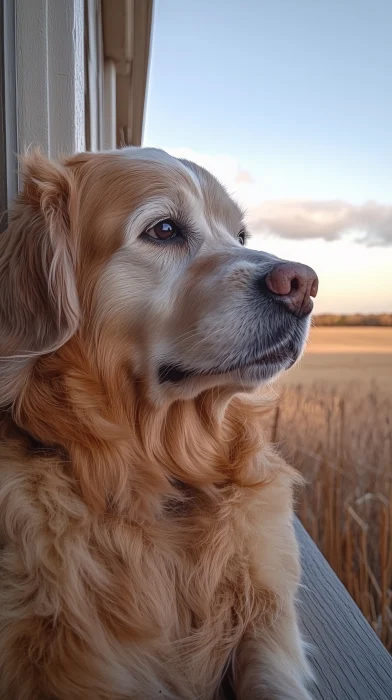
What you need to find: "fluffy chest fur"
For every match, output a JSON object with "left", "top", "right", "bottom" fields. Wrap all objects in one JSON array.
[{"left": 0, "top": 422, "right": 298, "bottom": 700}]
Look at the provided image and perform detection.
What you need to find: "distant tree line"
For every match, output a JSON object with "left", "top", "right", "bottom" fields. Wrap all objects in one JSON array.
[{"left": 313, "top": 314, "right": 392, "bottom": 326}]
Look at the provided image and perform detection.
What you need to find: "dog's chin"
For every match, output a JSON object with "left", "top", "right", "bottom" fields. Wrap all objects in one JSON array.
[
  {"left": 229, "top": 358, "right": 293, "bottom": 384},
  {"left": 157, "top": 341, "right": 303, "bottom": 395},
  {"left": 152, "top": 358, "right": 292, "bottom": 404}
]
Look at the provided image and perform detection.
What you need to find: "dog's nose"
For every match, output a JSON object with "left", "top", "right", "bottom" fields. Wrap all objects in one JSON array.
[{"left": 264, "top": 262, "right": 318, "bottom": 317}]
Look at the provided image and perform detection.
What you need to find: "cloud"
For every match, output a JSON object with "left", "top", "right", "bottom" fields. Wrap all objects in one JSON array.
[
  {"left": 248, "top": 199, "right": 392, "bottom": 246},
  {"left": 158, "top": 148, "right": 392, "bottom": 246}
]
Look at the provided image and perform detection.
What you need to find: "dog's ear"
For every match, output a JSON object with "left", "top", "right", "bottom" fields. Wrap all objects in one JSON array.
[{"left": 0, "top": 151, "right": 79, "bottom": 405}]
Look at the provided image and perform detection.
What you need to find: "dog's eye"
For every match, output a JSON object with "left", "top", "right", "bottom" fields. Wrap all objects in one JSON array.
[
  {"left": 238, "top": 231, "right": 246, "bottom": 246},
  {"left": 145, "top": 219, "right": 181, "bottom": 241}
]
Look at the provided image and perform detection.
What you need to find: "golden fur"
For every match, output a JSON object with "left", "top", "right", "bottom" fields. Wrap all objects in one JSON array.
[{"left": 0, "top": 150, "right": 313, "bottom": 699}]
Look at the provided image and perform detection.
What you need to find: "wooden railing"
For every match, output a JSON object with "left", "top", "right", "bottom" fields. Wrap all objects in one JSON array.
[{"left": 296, "top": 519, "right": 392, "bottom": 699}]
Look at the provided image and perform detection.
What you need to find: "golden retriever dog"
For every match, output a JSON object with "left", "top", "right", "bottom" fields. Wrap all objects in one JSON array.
[{"left": 0, "top": 148, "right": 318, "bottom": 700}]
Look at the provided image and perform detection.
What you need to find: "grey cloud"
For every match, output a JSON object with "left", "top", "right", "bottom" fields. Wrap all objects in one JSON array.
[{"left": 248, "top": 200, "right": 392, "bottom": 246}]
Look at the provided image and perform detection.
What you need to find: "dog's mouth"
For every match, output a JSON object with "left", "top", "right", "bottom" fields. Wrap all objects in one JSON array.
[{"left": 158, "top": 339, "right": 299, "bottom": 384}]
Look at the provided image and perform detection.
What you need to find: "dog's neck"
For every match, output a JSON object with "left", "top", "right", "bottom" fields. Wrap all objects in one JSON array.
[{"left": 9, "top": 337, "right": 270, "bottom": 517}]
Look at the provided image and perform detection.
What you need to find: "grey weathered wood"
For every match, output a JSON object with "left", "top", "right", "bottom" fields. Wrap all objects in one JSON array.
[
  {"left": 295, "top": 518, "right": 392, "bottom": 699},
  {"left": 0, "top": 0, "right": 7, "bottom": 231}
]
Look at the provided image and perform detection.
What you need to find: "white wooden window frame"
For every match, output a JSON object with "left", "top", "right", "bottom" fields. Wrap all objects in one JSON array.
[
  {"left": 1, "top": 0, "right": 85, "bottom": 221},
  {"left": 0, "top": 0, "right": 153, "bottom": 225},
  {"left": 15, "top": 0, "right": 86, "bottom": 159}
]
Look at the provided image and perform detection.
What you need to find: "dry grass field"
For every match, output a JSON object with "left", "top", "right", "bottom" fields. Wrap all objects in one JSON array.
[
  {"left": 283, "top": 327, "right": 392, "bottom": 389},
  {"left": 269, "top": 327, "right": 392, "bottom": 651}
]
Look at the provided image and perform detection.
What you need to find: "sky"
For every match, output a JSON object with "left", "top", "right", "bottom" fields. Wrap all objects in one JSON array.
[{"left": 143, "top": 0, "right": 392, "bottom": 314}]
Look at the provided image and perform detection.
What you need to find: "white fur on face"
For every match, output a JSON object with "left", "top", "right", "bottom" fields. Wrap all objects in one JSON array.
[{"left": 94, "top": 149, "right": 310, "bottom": 402}]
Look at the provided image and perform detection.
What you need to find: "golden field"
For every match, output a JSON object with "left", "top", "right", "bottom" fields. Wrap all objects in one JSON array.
[
  {"left": 283, "top": 326, "right": 392, "bottom": 389},
  {"left": 270, "top": 327, "right": 392, "bottom": 650}
]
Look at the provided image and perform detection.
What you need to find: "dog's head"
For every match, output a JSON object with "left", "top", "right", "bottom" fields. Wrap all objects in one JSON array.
[{"left": 0, "top": 148, "right": 318, "bottom": 408}]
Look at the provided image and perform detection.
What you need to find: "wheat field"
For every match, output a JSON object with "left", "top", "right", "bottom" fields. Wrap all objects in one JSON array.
[{"left": 270, "top": 327, "right": 392, "bottom": 651}]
